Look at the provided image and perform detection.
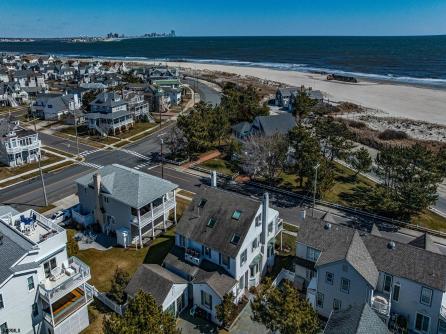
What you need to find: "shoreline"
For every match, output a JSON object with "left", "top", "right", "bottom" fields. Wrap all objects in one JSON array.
[{"left": 26, "top": 54, "right": 446, "bottom": 126}]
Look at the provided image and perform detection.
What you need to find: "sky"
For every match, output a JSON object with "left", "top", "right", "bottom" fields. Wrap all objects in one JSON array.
[{"left": 0, "top": 0, "right": 445, "bottom": 38}]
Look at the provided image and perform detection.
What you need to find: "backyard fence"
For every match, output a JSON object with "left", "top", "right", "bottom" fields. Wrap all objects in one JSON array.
[{"left": 86, "top": 283, "right": 127, "bottom": 316}]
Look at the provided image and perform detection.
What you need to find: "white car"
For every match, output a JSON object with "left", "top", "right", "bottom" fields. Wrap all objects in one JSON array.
[{"left": 51, "top": 210, "right": 70, "bottom": 225}]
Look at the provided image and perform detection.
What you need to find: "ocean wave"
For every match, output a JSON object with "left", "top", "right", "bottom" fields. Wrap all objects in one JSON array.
[{"left": 174, "top": 58, "right": 446, "bottom": 87}]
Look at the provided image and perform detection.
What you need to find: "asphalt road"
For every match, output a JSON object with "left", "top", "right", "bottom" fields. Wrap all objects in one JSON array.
[
  {"left": 39, "top": 132, "right": 96, "bottom": 155},
  {"left": 183, "top": 78, "right": 221, "bottom": 105}
]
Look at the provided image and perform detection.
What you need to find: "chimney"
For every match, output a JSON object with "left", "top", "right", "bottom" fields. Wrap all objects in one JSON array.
[
  {"left": 210, "top": 171, "right": 217, "bottom": 188},
  {"left": 93, "top": 173, "right": 104, "bottom": 227},
  {"left": 299, "top": 209, "right": 306, "bottom": 221}
]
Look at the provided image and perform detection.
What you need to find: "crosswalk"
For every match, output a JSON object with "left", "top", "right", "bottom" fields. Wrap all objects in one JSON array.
[
  {"left": 134, "top": 161, "right": 153, "bottom": 170},
  {"left": 120, "top": 149, "right": 151, "bottom": 161},
  {"left": 79, "top": 148, "right": 105, "bottom": 157},
  {"left": 78, "top": 161, "right": 104, "bottom": 169}
]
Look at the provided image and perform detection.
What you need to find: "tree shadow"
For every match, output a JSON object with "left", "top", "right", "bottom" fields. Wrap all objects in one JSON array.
[{"left": 143, "top": 234, "right": 175, "bottom": 265}]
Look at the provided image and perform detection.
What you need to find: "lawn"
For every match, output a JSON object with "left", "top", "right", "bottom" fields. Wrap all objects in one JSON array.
[
  {"left": 114, "top": 122, "right": 157, "bottom": 139},
  {"left": 0, "top": 152, "right": 61, "bottom": 181},
  {"left": 198, "top": 157, "right": 238, "bottom": 176}
]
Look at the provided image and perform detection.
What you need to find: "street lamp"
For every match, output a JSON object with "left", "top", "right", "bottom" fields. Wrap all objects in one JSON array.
[{"left": 312, "top": 163, "right": 320, "bottom": 217}]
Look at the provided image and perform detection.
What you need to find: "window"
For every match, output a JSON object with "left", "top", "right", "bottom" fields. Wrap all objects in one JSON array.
[
  {"left": 0, "top": 294, "right": 3, "bottom": 309},
  {"left": 420, "top": 287, "right": 433, "bottom": 306},
  {"left": 268, "top": 222, "right": 273, "bottom": 234},
  {"left": 201, "top": 290, "right": 212, "bottom": 310},
  {"left": 325, "top": 272, "right": 334, "bottom": 285},
  {"left": 250, "top": 263, "right": 259, "bottom": 277},
  {"left": 231, "top": 234, "right": 241, "bottom": 245},
  {"left": 32, "top": 303, "right": 39, "bottom": 317},
  {"left": 222, "top": 254, "right": 230, "bottom": 268},
  {"left": 415, "top": 313, "right": 430, "bottom": 333},
  {"left": 0, "top": 323, "right": 7, "bottom": 334},
  {"left": 207, "top": 218, "right": 217, "bottom": 228},
  {"left": 27, "top": 276, "right": 35, "bottom": 291},
  {"left": 204, "top": 246, "right": 211, "bottom": 257},
  {"left": 44, "top": 258, "right": 57, "bottom": 278},
  {"left": 251, "top": 238, "right": 258, "bottom": 251},
  {"left": 179, "top": 235, "right": 185, "bottom": 248},
  {"left": 232, "top": 210, "right": 242, "bottom": 220},
  {"left": 306, "top": 269, "right": 315, "bottom": 281},
  {"left": 316, "top": 292, "right": 324, "bottom": 308},
  {"left": 392, "top": 284, "right": 400, "bottom": 302},
  {"left": 306, "top": 247, "right": 321, "bottom": 262},
  {"left": 340, "top": 278, "right": 350, "bottom": 294},
  {"left": 240, "top": 249, "right": 247, "bottom": 267},
  {"left": 255, "top": 214, "right": 262, "bottom": 227},
  {"left": 383, "top": 274, "right": 392, "bottom": 293},
  {"left": 333, "top": 298, "right": 342, "bottom": 311}
]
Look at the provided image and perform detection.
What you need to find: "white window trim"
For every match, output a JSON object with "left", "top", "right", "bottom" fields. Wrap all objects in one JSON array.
[{"left": 420, "top": 286, "right": 433, "bottom": 306}]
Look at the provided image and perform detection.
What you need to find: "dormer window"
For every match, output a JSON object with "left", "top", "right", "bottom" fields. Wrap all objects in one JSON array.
[
  {"left": 230, "top": 234, "right": 241, "bottom": 245},
  {"left": 207, "top": 218, "right": 217, "bottom": 228},
  {"left": 232, "top": 210, "right": 242, "bottom": 220},
  {"left": 198, "top": 198, "right": 207, "bottom": 208}
]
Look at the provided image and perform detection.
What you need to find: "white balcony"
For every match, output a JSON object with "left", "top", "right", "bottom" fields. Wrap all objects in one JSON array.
[
  {"left": 185, "top": 248, "right": 202, "bottom": 266},
  {"left": 131, "top": 197, "right": 176, "bottom": 229},
  {"left": 39, "top": 257, "right": 91, "bottom": 303},
  {"left": 5, "top": 139, "right": 41, "bottom": 154},
  {"left": 371, "top": 292, "right": 391, "bottom": 316}
]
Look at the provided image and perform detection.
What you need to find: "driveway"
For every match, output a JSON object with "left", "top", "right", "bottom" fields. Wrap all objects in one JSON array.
[
  {"left": 230, "top": 303, "right": 270, "bottom": 334},
  {"left": 177, "top": 308, "right": 218, "bottom": 334}
]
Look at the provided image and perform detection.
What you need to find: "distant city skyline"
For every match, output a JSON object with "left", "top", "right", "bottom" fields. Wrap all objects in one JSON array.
[{"left": 0, "top": 0, "right": 445, "bottom": 38}]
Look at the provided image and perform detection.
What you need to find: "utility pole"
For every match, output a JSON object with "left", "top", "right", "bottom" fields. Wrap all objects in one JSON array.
[
  {"left": 33, "top": 116, "right": 48, "bottom": 207},
  {"left": 312, "top": 163, "right": 320, "bottom": 217},
  {"left": 74, "top": 107, "right": 80, "bottom": 157},
  {"left": 158, "top": 133, "right": 167, "bottom": 179}
]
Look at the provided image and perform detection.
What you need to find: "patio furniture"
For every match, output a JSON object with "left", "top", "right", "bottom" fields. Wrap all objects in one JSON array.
[
  {"left": 65, "top": 267, "right": 75, "bottom": 276},
  {"left": 50, "top": 267, "right": 64, "bottom": 281}
]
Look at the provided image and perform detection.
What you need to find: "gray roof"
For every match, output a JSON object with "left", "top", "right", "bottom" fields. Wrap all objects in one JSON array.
[
  {"left": 0, "top": 221, "right": 34, "bottom": 285},
  {"left": 251, "top": 113, "right": 296, "bottom": 137},
  {"left": 277, "top": 87, "right": 296, "bottom": 97},
  {"left": 232, "top": 122, "right": 251, "bottom": 135},
  {"left": 0, "top": 205, "right": 19, "bottom": 217},
  {"left": 324, "top": 303, "right": 390, "bottom": 334},
  {"left": 175, "top": 187, "right": 260, "bottom": 258},
  {"left": 125, "top": 264, "right": 186, "bottom": 305},
  {"left": 163, "top": 246, "right": 236, "bottom": 298},
  {"left": 297, "top": 218, "right": 446, "bottom": 291},
  {"left": 75, "top": 164, "right": 178, "bottom": 209},
  {"left": 90, "top": 92, "right": 127, "bottom": 108},
  {"left": 408, "top": 233, "right": 440, "bottom": 253}
]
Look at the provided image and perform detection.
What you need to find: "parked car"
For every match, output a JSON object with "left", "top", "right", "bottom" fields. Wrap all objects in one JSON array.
[{"left": 51, "top": 210, "right": 71, "bottom": 225}]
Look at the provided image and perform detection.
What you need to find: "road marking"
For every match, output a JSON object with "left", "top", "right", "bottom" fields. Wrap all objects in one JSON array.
[
  {"left": 77, "top": 161, "right": 103, "bottom": 169},
  {"left": 134, "top": 161, "right": 153, "bottom": 170},
  {"left": 121, "top": 149, "right": 151, "bottom": 161},
  {"left": 79, "top": 148, "right": 105, "bottom": 157}
]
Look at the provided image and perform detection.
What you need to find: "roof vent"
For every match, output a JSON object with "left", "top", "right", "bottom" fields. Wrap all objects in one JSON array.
[
  {"left": 324, "top": 223, "right": 332, "bottom": 230},
  {"left": 387, "top": 241, "right": 396, "bottom": 250}
]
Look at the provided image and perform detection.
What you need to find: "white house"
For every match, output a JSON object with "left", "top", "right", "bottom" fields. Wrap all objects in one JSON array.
[
  {"left": 157, "top": 187, "right": 283, "bottom": 324},
  {"left": 0, "top": 207, "right": 93, "bottom": 334},
  {"left": 295, "top": 217, "right": 446, "bottom": 334},
  {"left": 31, "top": 93, "right": 81, "bottom": 120},
  {"left": 0, "top": 118, "right": 41, "bottom": 167},
  {"left": 74, "top": 164, "right": 178, "bottom": 247}
]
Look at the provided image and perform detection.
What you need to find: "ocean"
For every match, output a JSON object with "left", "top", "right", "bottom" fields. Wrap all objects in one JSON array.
[{"left": 1, "top": 36, "right": 446, "bottom": 87}]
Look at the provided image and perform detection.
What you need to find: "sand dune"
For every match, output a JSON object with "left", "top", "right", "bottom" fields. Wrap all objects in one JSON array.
[{"left": 165, "top": 62, "right": 446, "bottom": 126}]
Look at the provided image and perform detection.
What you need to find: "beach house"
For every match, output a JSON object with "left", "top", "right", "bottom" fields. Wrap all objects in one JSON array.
[
  {"left": 31, "top": 93, "right": 81, "bottom": 120},
  {"left": 126, "top": 187, "right": 282, "bottom": 324},
  {"left": 74, "top": 164, "right": 178, "bottom": 248},
  {"left": 0, "top": 207, "right": 93, "bottom": 334},
  {"left": 295, "top": 217, "right": 446, "bottom": 334},
  {"left": 86, "top": 92, "right": 134, "bottom": 136},
  {"left": 0, "top": 118, "right": 41, "bottom": 167}
]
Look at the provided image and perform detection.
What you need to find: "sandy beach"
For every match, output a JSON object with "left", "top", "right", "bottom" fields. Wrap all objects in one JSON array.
[{"left": 163, "top": 61, "right": 446, "bottom": 126}]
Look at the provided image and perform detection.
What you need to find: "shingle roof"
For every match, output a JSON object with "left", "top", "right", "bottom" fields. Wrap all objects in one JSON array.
[
  {"left": 75, "top": 164, "right": 178, "bottom": 209},
  {"left": 324, "top": 303, "right": 390, "bottom": 334},
  {"left": 175, "top": 187, "right": 260, "bottom": 258},
  {"left": 0, "top": 221, "right": 34, "bottom": 285},
  {"left": 125, "top": 264, "right": 186, "bottom": 305},
  {"left": 408, "top": 233, "right": 440, "bottom": 253},
  {"left": 251, "top": 113, "right": 296, "bottom": 137},
  {"left": 297, "top": 218, "right": 446, "bottom": 291},
  {"left": 90, "top": 92, "right": 126, "bottom": 108}
]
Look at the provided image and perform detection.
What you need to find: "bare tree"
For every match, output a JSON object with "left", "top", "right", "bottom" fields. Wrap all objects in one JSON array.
[{"left": 240, "top": 134, "right": 288, "bottom": 184}]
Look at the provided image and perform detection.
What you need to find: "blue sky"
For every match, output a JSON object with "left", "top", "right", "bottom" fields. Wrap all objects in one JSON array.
[{"left": 1, "top": 0, "right": 445, "bottom": 37}]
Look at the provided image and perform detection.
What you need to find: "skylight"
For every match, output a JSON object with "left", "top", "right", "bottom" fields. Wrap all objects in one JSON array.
[
  {"left": 198, "top": 198, "right": 207, "bottom": 208},
  {"left": 230, "top": 234, "right": 241, "bottom": 245},
  {"left": 232, "top": 210, "right": 242, "bottom": 220},
  {"left": 207, "top": 218, "right": 217, "bottom": 228}
]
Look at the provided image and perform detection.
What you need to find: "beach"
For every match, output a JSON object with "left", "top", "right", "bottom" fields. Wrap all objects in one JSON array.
[{"left": 164, "top": 61, "right": 446, "bottom": 126}]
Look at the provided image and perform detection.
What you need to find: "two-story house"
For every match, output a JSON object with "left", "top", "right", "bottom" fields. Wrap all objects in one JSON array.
[
  {"left": 31, "top": 93, "right": 81, "bottom": 120},
  {"left": 0, "top": 207, "right": 93, "bottom": 334},
  {"left": 295, "top": 217, "right": 446, "bottom": 334},
  {"left": 0, "top": 118, "right": 41, "bottom": 167},
  {"left": 74, "top": 164, "right": 178, "bottom": 248},
  {"left": 122, "top": 91, "right": 153, "bottom": 121},
  {"left": 86, "top": 92, "right": 134, "bottom": 136},
  {"left": 126, "top": 187, "right": 283, "bottom": 324}
]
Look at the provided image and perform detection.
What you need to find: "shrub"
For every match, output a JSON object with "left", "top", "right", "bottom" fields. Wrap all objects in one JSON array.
[{"left": 378, "top": 129, "right": 409, "bottom": 140}]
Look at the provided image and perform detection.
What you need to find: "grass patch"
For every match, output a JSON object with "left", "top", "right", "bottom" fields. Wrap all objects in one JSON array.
[
  {"left": 0, "top": 152, "right": 61, "bottom": 180},
  {"left": 43, "top": 146, "right": 76, "bottom": 158},
  {"left": 81, "top": 301, "right": 112, "bottom": 334},
  {"left": 411, "top": 211, "right": 446, "bottom": 233},
  {"left": 198, "top": 158, "right": 237, "bottom": 176},
  {"left": 113, "top": 140, "right": 130, "bottom": 148},
  {"left": 143, "top": 228, "right": 176, "bottom": 264},
  {"left": 177, "top": 189, "right": 195, "bottom": 198},
  {"left": 37, "top": 204, "right": 56, "bottom": 214},
  {"left": 115, "top": 122, "right": 157, "bottom": 139}
]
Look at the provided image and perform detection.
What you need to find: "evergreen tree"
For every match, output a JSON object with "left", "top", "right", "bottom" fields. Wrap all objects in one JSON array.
[
  {"left": 251, "top": 278, "right": 320, "bottom": 334},
  {"left": 103, "top": 291, "right": 180, "bottom": 334},
  {"left": 349, "top": 147, "right": 373, "bottom": 177},
  {"left": 292, "top": 88, "right": 317, "bottom": 122},
  {"left": 216, "top": 292, "right": 238, "bottom": 328},
  {"left": 108, "top": 267, "right": 130, "bottom": 304}
]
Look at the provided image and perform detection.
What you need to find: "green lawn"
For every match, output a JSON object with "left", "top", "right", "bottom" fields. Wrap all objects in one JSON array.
[
  {"left": 115, "top": 122, "right": 157, "bottom": 139},
  {"left": 198, "top": 157, "right": 238, "bottom": 176},
  {"left": 0, "top": 152, "right": 61, "bottom": 180}
]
